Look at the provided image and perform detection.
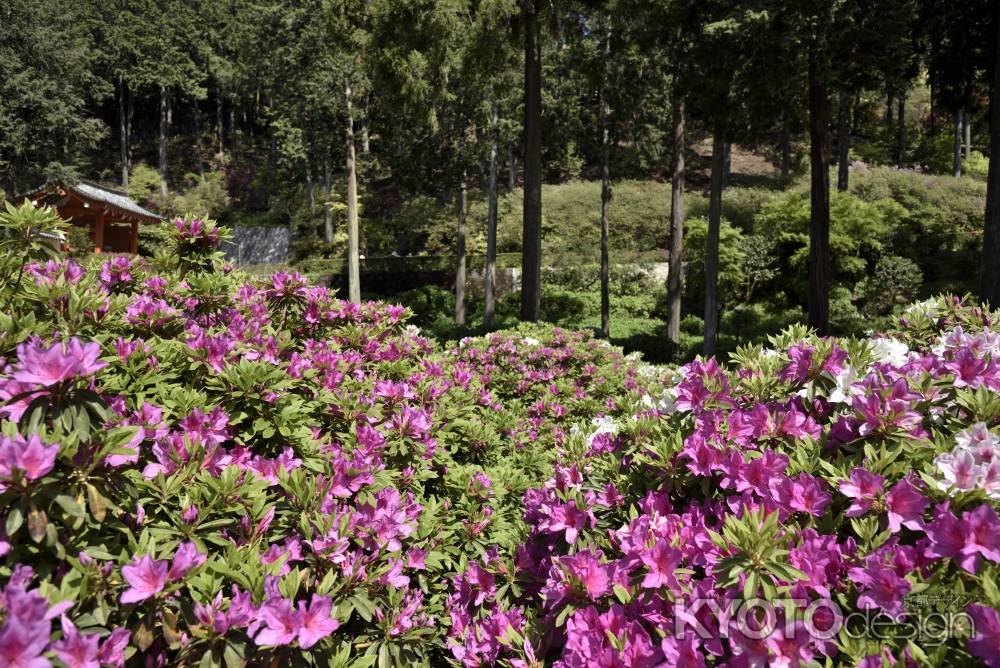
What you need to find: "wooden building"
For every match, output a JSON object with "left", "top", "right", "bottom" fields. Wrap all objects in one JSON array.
[{"left": 20, "top": 180, "right": 162, "bottom": 254}]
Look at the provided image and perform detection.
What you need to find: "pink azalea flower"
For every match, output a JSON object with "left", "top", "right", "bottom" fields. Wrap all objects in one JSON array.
[
  {"left": 925, "top": 504, "right": 1000, "bottom": 573},
  {"left": 771, "top": 473, "right": 831, "bottom": 517},
  {"left": 779, "top": 343, "right": 814, "bottom": 384},
  {"left": 960, "top": 504, "right": 1000, "bottom": 572},
  {"left": 640, "top": 539, "right": 683, "bottom": 590},
  {"left": 382, "top": 559, "right": 410, "bottom": 589},
  {"left": 297, "top": 595, "right": 340, "bottom": 649},
  {"left": 763, "top": 622, "right": 815, "bottom": 668},
  {"left": 0, "top": 615, "right": 50, "bottom": 668},
  {"left": 96, "top": 629, "right": 130, "bottom": 668},
  {"left": 545, "top": 500, "right": 595, "bottom": 544},
  {"left": 966, "top": 604, "right": 1000, "bottom": 668},
  {"left": 660, "top": 634, "right": 706, "bottom": 668},
  {"left": 167, "top": 542, "right": 206, "bottom": 580},
  {"left": 51, "top": 616, "right": 100, "bottom": 668},
  {"left": 120, "top": 555, "right": 168, "bottom": 604},
  {"left": 255, "top": 598, "right": 303, "bottom": 646},
  {"left": 849, "top": 565, "right": 911, "bottom": 619},
  {"left": 838, "top": 468, "right": 885, "bottom": 517},
  {"left": 391, "top": 405, "right": 431, "bottom": 439},
  {"left": 884, "top": 478, "right": 928, "bottom": 532},
  {"left": 0, "top": 434, "right": 59, "bottom": 485},
  {"left": 13, "top": 338, "right": 106, "bottom": 387},
  {"left": 561, "top": 551, "right": 610, "bottom": 600}
]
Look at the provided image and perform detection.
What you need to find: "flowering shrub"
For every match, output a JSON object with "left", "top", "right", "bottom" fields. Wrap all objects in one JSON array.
[
  {"left": 448, "top": 298, "right": 1000, "bottom": 668},
  {"left": 0, "top": 211, "right": 999, "bottom": 667},
  {"left": 0, "top": 214, "right": 662, "bottom": 666}
]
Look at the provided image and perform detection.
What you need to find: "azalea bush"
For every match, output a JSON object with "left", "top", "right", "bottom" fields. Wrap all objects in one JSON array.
[
  {"left": 447, "top": 298, "right": 1000, "bottom": 667},
  {"left": 1, "top": 208, "right": 1000, "bottom": 668},
  {"left": 0, "top": 212, "right": 659, "bottom": 667}
]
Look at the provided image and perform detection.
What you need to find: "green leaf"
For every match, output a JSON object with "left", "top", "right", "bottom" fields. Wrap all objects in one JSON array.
[
  {"left": 28, "top": 508, "right": 47, "bottom": 543},
  {"left": 6, "top": 507, "right": 23, "bottom": 536},
  {"left": 350, "top": 593, "right": 376, "bottom": 622},
  {"left": 223, "top": 641, "right": 245, "bottom": 668},
  {"left": 54, "top": 494, "right": 85, "bottom": 518}
]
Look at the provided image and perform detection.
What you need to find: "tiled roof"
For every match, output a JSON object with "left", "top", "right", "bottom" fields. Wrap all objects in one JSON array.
[
  {"left": 71, "top": 181, "right": 162, "bottom": 221},
  {"left": 19, "top": 180, "right": 163, "bottom": 222}
]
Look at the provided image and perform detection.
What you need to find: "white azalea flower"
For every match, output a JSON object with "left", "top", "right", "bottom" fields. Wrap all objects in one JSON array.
[
  {"left": 869, "top": 337, "right": 910, "bottom": 367},
  {"left": 828, "top": 365, "right": 860, "bottom": 404},
  {"left": 936, "top": 450, "right": 985, "bottom": 492},
  {"left": 587, "top": 416, "right": 619, "bottom": 447},
  {"left": 522, "top": 336, "right": 540, "bottom": 346},
  {"left": 637, "top": 364, "right": 658, "bottom": 378},
  {"left": 905, "top": 298, "right": 940, "bottom": 320},
  {"left": 956, "top": 422, "right": 1000, "bottom": 461},
  {"left": 656, "top": 389, "right": 677, "bottom": 414}
]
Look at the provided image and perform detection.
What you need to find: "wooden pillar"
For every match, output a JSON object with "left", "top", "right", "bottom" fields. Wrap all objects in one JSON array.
[
  {"left": 94, "top": 212, "right": 106, "bottom": 253},
  {"left": 130, "top": 221, "right": 139, "bottom": 254}
]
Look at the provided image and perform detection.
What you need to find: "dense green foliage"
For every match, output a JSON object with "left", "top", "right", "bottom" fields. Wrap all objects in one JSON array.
[{"left": 1, "top": 0, "right": 997, "bottom": 361}]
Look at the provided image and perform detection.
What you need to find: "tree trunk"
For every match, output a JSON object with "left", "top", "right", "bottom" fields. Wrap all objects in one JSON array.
[
  {"left": 455, "top": 171, "right": 468, "bottom": 326},
  {"left": 305, "top": 156, "right": 316, "bottom": 212},
  {"left": 345, "top": 79, "right": 361, "bottom": 303},
  {"left": 721, "top": 142, "right": 732, "bottom": 189},
  {"left": 119, "top": 76, "right": 129, "bottom": 187},
  {"left": 304, "top": 156, "right": 316, "bottom": 240},
  {"left": 193, "top": 101, "right": 205, "bottom": 180},
  {"left": 897, "top": 92, "right": 906, "bottom": 165},
  {"left": 808, "top": 59, "right": 831, "bottom": 335},
  {"left": 981, "top": 9, "right": 1000, "bottom": 305},
  {"left": 780, "top": 118, "right": 791, "bottom": 179},
  {"left": 954, "top": 109, "right": 963, "bottom": 177},
  {"left": 485, "top": 105, "right": 500, "bottom": 328},
  {"left": 216, "top": 83, "right": 225, "bottom": 156},
  {"left": 929, "top": 76, "right": 937, "bottom": 134},
  {"left": 885, "top": 92, "right": 893, "bottom": 125},
  {"left": 703, "top": 125, "right": 726, "bottom": 358},
  {"left": 837, "top": 91, "right": 851, "bottom": 191},
  {"left": 964, "top": 107, "right": 972, "bottom": 159},
  {"left": 508, "top": 144, "right": 517, "bottom": 191},
  {"left": 521, "top": 0, "right": 542, "bottom": 322},
  {"left": 159, "top": 85, "right": 169, "bottom": 195},
  {"left": 323, "top": 159, "right": 333, "bottom": 244},
  {"left": 598, "top": 26, "right": 611, "bottom": 339},
  {"left": 128, "top": 87, "right": 134, "bottom": 172},
  {"left": 667, "top": 95, "right": 685, "bottom": 351}
]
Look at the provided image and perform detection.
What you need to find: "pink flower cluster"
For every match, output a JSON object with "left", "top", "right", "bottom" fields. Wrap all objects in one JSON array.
[
  {"left": 0, "top": 568, "right": 129, "bottom": 668},
  {"left": 446, "top": 303, "right": 1000, "bottom": 667}
]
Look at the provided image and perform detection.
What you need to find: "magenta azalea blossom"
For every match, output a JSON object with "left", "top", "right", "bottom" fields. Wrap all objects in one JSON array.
[
  {"left": 925, "top": 504, "right": 1000, "bottom": 573},
  {"left": 167, "top": 542, "right": 206, "bottom": 580},
  {"left": 884, "top": 478, "right": 928, "bottom": 532},
  {"left": 255, "top": 598, "right": 303, "bottom": 647},
  {"left": 297, "top": 595, "right": 340, "bottom": 649},
  {"left": 120, "top": 555, "right": 168, "bottom": 604},
  {"left": 849, "top": 565, "right": 911, "bottom": 618},
  {"left": 0, "top": 615, "right": 50, "bottom": 668},
  {"left": 966, "top": 604, "right": 1000, "bottom": 667},
  {"left": 13, "top": 338, "right": 107, "bottom": 387},
  {"left": 0, "top": 434, "right": 59, "bottom": 484},
  {"left": 51, "top": 616, "right": 100, "bottom": 668},
  {"left": 96, "top": 629, "right": 130, "bottom": 668},
  {"left": 640, "top": 539, "right": 683, "bottom": 590},
  {"left": 544, "top": 500, "right": 595, "bottom": 544},
  {"left": 838, "top": 468, "right": 885, "bottom": 517}
]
